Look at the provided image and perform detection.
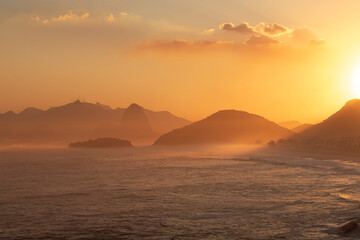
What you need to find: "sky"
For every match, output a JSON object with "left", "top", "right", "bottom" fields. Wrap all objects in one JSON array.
[{"left": 1, "top": 0, "right": 360, "bottom": 123}]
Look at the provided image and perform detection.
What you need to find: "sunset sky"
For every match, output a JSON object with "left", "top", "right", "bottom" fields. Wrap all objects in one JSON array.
[{"left": 2, "top": 0, "right": 360, "bottom": 123}]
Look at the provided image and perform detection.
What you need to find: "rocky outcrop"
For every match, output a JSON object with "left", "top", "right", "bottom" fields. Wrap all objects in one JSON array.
[{"left": 337, "top": 220, "right": 360, "bottom": 237}]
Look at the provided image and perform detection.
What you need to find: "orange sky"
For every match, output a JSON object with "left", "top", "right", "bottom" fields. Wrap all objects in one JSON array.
[{"left": 1, "top": 0, "right": 360, "bottom": 123}]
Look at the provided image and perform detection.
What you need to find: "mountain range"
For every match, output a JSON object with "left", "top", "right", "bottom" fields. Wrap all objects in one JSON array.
[
  {"left": 3, "top": 99, "right": 360, "bottom": 147},
  {"left": 0, "top": 101, "right": 190, "bottom": 145},
  {"left": 154, "top": 99, "right": 360, "bottom": 146}
]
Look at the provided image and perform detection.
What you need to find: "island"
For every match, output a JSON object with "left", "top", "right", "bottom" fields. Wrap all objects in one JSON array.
[{"left": 69, "top": 138, "right": 133, "bottom": 148}]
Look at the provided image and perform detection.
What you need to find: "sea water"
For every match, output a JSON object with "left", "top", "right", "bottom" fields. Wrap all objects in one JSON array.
[{"left": 1, "top": 147, "right": 359, "bottom": 239}]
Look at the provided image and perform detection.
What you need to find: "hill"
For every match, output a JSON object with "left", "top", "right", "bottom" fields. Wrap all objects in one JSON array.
[
  {"left": 154, "top": 110, "right": 293, "bottom": 146},
  {"left": 299, "top": 99, "right": 360, "bottom": 139},
  {"left": 272, "top": 99, "right": 360, "bottom": 153}
]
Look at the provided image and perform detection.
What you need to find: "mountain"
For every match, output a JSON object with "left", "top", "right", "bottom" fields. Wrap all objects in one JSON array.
[
  {"left": 2, "top": 111, "right": 16, "bottom": 120},
  {"left": 154, "top": 110, "right": 293, "bottom": 146},
  {"left": 292, "top": 124, "right": 313, "bottom": 133},
  {"left": 299, "top": 99, "right": 360, "bottom": 139},
  {"left": 119, "top": 104, "right": 156, "bottom": 142},
  {"left": 278, "top": 121, "right": 301, "bottom": 129},
  {"left": 19, "top": 107, "right": 44, "bottom": 118},
  {"left": 0, "top": 101, "right": 191, "bottom": 146},
  {"left": 95, "top": 102, "right": 112, "bottom": 110},
  {"left": 144, "top": 109, "right": 190, "bottom": 134}
]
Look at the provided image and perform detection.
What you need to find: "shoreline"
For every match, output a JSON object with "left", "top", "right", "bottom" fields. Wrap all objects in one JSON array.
[{"left": 256, "top": 146, "right": 360, "bottom": 163}]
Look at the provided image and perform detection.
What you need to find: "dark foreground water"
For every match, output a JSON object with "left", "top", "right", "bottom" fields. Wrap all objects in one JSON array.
[{"left": 1, "top": 147, "right": 360, "bottom": 239}]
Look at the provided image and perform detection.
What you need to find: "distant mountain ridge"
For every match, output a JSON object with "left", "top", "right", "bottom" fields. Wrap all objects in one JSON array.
[
  {"left": 0, "top": 101, "right": 191, "bottom": 145},
  {"left": 292, "top": 124, "right": 313, "bottom": 133},
  {"left": 154, "top": 110, "right": 293, "bottom": 146},
  {"left": 278, "top": 121, "right": 301, "bottom": 129}
]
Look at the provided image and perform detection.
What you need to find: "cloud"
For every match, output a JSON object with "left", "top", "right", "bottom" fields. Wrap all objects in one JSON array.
[
  {"left": 23, "top": 10, "right": 195, "bottom": 48},
  {"left": 219, "top": 22, "right": 256, "bottom": 34},
  {"left": 290, "top": 27, "right": 319, "bottom": 45},
  {"left": 201, "top": 28, "right": 215, "bottom": 35},
  {"left": 106, "top": 12, "right": 141, "bottom": 23},
  {"left": 134, "top": 23, "right": 324, "bottom": 54},
  {"left": 136, "top": 40, "right": 234, "bottom": 53},
  {"left": 257, "top": 23, "right": 289, "bottom": 35},
  {"left": 25, "top": 11, "right": 325, "bottom": 56},
  {"left": 31, "top": 11, "right": 139, "bottom": 25},
  {"left": 219, "top": 22, "right": 290, "bottom": 36},
  {"left": 132, "top": 37, "right": 305, "bottom": 58},
  {"left": 246, "top": 35, "right": 280, "bottom": 45},
  {"left": 218, "top": 23, "right": 322, "bottom": 46},
  {"left": 107, "top": 14, "right": 115, "bottom": 22},
  {"left": 51, "top": 11, "right": 89, "bottom": 22},
  {"left": 32, "top": 16, "right": 48, "bottom": 24},
  {"left": 106, "top": 12, "right": 141, "bottom": 22},
  {"left": 31, "top": 11, "right": 90, "bottom": 24},
  {"left": 308, "top": 39, "right": 326, "bottom": 47},
  {"left": 130, "top": 38, "right": 327, "bottom": 65}
]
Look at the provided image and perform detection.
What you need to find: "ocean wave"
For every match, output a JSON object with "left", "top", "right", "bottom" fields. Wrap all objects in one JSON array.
[{"left": 337, "top": 193, "right": 360, "bottom": 203}]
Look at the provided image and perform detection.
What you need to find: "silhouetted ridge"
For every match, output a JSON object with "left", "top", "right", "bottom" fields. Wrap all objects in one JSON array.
[
  {"left": 19, "top": 107, "right": 44, "bottom": 117},
  {"left": 95, "top": 102, "right": 112, "bottom": 110},
  {"left": 2, "top": 111, "right": 16, "bottom": 118},
  {"left": 127, "top": 103, "right": 142, "bottom": 110},
  {"left": 299, "top": 99, "right": 360, "bottom": 138},
  {"left": 48, "top": 100, "right": 108, "bottom": 113},
  {"left": 278, "top": 121, "right": 301, "bottom": 129},
  {"left": 144, "top": 109, "right": 190, "bottom": 134},
  {"left": 292, "top": 124, "right": 312, "bottom": 133},
  {"left": 154, "top": 110, "right": 293, "bottom": 146},
  {"left": 120, "top": 104, "right": 154, "bottom": 140},
  {"left": 344, "top": 98, "right": 360, "bottom": 107},
  {"left": 0, "top": 101, "right": 190, "bottom": 146}
]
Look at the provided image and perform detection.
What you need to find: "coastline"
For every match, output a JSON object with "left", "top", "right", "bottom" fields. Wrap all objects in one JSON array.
[{"left": 257, "top": 146, "right": 360, "bottom": 163}]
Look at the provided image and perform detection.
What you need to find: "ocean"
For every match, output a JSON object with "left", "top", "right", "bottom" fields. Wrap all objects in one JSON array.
[{"left": 0, "top": 146, "right": 359, "bottom": 239}]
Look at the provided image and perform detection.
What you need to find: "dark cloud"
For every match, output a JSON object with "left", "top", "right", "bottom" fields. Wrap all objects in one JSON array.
[
  {"left": 258, "top": 23, "right": 289, "bottom": 35},
  {"left": 220, "top": 22, "right": 290, "bottom": 36},
  {"left": 219, "top": 22, "right": 256, "bottom": 34}
]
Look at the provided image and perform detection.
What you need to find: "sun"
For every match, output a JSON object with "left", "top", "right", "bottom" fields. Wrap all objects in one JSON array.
[{"left": 351, "top": 63, "right": 360, "bottom": 98}]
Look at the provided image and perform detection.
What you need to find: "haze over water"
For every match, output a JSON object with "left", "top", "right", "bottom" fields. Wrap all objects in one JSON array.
[{"left": 1, "top": 147, "right": 359, "bottom": 239}]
